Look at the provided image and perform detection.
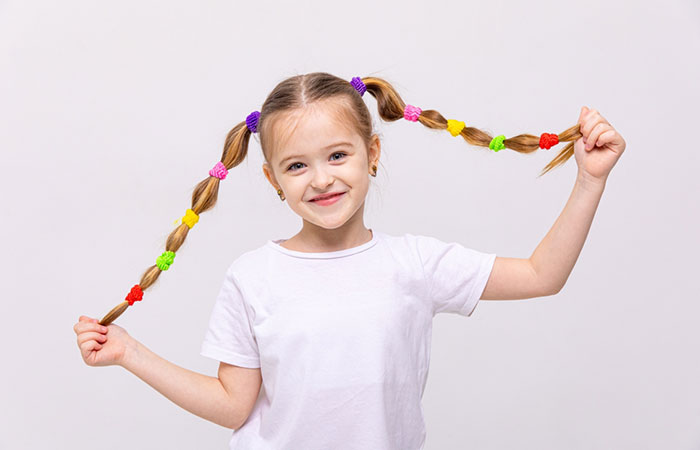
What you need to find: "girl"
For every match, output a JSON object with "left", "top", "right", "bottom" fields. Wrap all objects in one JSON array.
[{"left": 73, "top": 72, "right": 626, "bottom": 449}]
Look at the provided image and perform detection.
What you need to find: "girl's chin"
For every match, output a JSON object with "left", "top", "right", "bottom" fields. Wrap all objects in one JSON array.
[{"left": 303, "top": 214, "right": 349, "bottom": 229}]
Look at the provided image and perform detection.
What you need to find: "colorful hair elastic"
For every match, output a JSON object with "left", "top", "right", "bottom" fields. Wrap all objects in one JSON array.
[
  {"left": 489, "top": 135, "right": 506, "bottom": 152},
  {"left": 181, "top": 209, "right": 199, "bottom": 229},
  {"left": 447, "top": 119, "right": 466, "bottom": 137},
  {"left": 539, "top": 132, "right": 559, "bottom": 149},
  {"left": 350, "top": 76, "right": 366, "bottom": 97},
  {"left": 209, "top": 161, "right": 228, "bottom": 179},
  {"left": 125, "top": 284, "right": 143, "bottom": 306},
  {"left": 156, "top": 251, "right": 176, "bottom": 271},
  {"left": 404, "top": 104, "right": 422, "bottom": 122},
  {"left": 246, "top": 111, "right": 260, "bottom": 133}
]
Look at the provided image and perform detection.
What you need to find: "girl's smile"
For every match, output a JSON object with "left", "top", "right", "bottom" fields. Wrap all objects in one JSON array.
[{"left": 309, "top": 191, "right": 346, "bottom": 206}]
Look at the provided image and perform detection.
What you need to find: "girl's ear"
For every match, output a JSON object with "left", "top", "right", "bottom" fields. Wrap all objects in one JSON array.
[
  {"left": 262, "top": 162, "right": 280, "bottom": 190},
  {"left": 368, "top": 135, "right": 381, "bottom": 164}
]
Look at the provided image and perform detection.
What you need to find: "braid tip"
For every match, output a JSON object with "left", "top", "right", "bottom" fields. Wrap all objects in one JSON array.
[{"left": 99, "top": 301, "right": 130, "bottom": 326}]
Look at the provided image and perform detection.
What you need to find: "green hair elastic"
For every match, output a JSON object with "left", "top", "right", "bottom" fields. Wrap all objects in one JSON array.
[
  {"left": 489, "top": 135, "right": 506, "bottom": 152},
  {"left": 156, "top": 251, "right": 176, "bottom": 271}
]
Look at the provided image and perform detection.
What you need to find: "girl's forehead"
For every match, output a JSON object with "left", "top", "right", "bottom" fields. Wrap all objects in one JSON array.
[{"left": 270, "top": 103, "right": 359, "bottom": 153}]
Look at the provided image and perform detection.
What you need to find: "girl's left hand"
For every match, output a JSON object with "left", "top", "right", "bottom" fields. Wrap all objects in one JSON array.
[{"left": 573, "top": 106, "right": 626, "bottom": 183}]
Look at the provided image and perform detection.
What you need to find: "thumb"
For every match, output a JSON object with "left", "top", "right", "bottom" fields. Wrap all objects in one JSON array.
[{"left": 578, "top": 105, "right": 589, "bottom": 125}]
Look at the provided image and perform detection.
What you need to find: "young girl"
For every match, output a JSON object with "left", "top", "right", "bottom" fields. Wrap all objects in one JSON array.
[{"left": 73, "top": 72, "right": 626, "bottom": 449}]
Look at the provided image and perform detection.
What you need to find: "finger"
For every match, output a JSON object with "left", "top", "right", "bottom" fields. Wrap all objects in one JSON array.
[
  {"left": 77, "top": 331, "right": 108, "bottom": 346},
  {"left": 581, "top": 115, "right": 605, "bottom": 139},
  {"left": 76, "top": 323, "right": 109, "bottom": 339},
  {"left": 596, "top": 129, "right": 617, "bottom": 147},
  {"left": 586, "top": 123, "right": 611, "bottom": 150},
  {"left": 79, "top": 316, "right": 94, "bottom": 323},
  {"left": 77, "top": 327, "right": 108, "bottom": 343},
  {"left": 582, "top": 106, "right": 598, "bottom": 124},
  {"left": 81, "top": 340, "right": 103, "bottom": 354},
  {"left": 74, "top": 321, "right": 109, "bottom": 335},
  {"left": 578, "top": 107, "right": 597, "bottom": 136},
  {"left": 578, "top": 106, "right": 589, "bottom": 126},
  {"left": 74, "top": 321, "right": 88, "bottom": 334},
  {"left": 589, "top": 108, "right": 610, "bottom": 125},
  {"left": 585, "top": 107, "right": 601, "bottom": 120},
  {"left": 578, "top": 107, "right": 590, "bottom": 143},
  {"left": 584, "top": 108, "right": 610, "bottom": 129}
]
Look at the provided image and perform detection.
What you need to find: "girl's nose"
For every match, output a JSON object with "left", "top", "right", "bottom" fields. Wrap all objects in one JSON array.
[{"left": 310, "top": 169, "right": 334, "bottom": 189}]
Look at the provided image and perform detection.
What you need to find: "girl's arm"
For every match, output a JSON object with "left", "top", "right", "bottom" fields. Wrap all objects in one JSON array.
[
  {"left": 529, "top": 106, "right": 625, "bottom": 295},
  {"left": 480, "top": 171, "right": 605, "bottom": 301},
  {"left": 121, "top": 339, "right": 242, "bottom": 429},
  {"left": 479, "top": 107, "right": 624, "bottom": 301},
  {"left": 529, "top": 171, "right": 606, "bottom": 294}
]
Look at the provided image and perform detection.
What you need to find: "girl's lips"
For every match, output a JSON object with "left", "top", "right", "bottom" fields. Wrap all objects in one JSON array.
[{"left": 310, "top": 192, "right": 345, "bottom": 206}]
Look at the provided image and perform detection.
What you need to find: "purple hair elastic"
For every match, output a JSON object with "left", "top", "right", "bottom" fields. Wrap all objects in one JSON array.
[
  {"left": 246, "top": 111, "right": 260, "bottom": 133},
  {"left": 350, "top": 76, "right": 366, "bottom": 96}
]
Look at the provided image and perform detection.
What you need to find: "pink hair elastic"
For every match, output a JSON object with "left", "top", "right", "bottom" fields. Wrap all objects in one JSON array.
[
  {"left": 209, "top": 161, "right": 228, "bottom": 180},
  {"left": 404, "top": 104, "right": 422, "bottom": 122}
]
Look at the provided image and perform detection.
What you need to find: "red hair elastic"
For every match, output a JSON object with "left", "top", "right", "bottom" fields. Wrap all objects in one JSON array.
[
  {"left": 125, "top": 284, "right": 144, "bottom": 306},
  {"left": 539, "top": 132, "right": 559, "bottom": 149}
]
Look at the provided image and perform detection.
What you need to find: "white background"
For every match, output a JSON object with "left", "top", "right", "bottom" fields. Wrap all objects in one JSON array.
[{"left": 1, "top": 0, "right": 698, "bottom": 448}]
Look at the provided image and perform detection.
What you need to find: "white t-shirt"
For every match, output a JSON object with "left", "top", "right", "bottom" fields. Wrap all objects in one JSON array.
[{"left": 200, "top": 229, "right": 496, "bottom": 450}]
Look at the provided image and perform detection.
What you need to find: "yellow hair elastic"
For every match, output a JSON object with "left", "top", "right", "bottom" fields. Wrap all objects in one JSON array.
[
  {"left": 446, "top": 119, "right": 466, "bottom": 137},
  {"left": 181, "top": 209, "right": 199, "bottom": 228}
]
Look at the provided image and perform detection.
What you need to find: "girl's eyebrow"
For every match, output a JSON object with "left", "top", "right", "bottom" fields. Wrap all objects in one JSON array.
[{"left": 278, "top": 141, "right": 353, "bottom": 168}]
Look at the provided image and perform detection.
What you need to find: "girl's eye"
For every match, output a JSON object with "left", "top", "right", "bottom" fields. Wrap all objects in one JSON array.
[
  {"left": 287, "top": 152, "right": 347, "bottom": 172},
  {"left": 330, "top": 151, "right": 347, "bottom": 161}
]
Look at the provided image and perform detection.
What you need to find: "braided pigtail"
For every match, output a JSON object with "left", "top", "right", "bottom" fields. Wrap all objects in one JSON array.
[
  {"left": 96, "top": 72, "right": 581, "bottom": 325},
  {"left": 97, "top": 112, "right": 260, "bottom": 326},
  {"left": 358, "top": 76, "right": 582, "bottom": 177}
]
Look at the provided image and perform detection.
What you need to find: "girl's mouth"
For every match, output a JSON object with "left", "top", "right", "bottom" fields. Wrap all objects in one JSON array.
[{"left": 310, "top": 192, "right": 345, "bottom": 206}]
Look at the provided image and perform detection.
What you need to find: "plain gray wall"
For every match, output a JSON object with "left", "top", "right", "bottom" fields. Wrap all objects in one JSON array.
[{"left": 1, "top": 0, "right": 698, "bottom": 448}]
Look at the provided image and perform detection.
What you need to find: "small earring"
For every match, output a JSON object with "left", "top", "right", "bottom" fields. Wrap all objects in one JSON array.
[
  {"left": 370, "top": 164, "right": 377, "bottom": 177},
  {"left": 277, "top": 188, "right": 286, "bottom": 201}
]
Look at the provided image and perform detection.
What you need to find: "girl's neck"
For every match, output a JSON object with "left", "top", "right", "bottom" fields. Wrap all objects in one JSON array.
[{"left": 280, "top": 226, "right": 373, "bottom": 253}]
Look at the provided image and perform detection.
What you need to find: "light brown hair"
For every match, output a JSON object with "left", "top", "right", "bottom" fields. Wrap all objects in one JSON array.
[{"left": 98, "top": 71, "right": 581, "bottom": 325}]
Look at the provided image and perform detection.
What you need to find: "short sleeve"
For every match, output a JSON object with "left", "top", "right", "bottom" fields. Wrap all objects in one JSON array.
[
  {"left": 413, "top": 234, "right": 497, "bottom": 317},
  {"left": 200, "top": 267, "right": 261, "bottom": 368}
]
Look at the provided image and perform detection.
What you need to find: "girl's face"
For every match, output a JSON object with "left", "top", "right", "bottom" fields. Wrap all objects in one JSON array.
[{"left": 261, "top": 101, "right": 380, "bottom": 232}]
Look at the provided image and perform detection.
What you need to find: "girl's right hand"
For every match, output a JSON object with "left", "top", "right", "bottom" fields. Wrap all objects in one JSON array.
[{"left": 73, "top": 315, "right": 134, "bottom": 367}]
